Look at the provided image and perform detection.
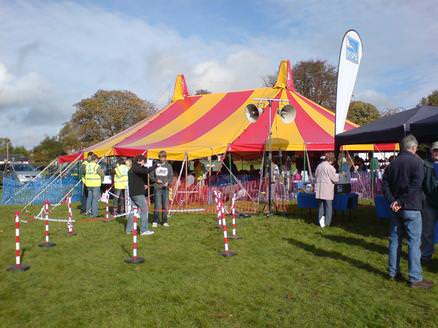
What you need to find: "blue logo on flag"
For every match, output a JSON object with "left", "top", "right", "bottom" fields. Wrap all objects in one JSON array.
[{"left": 346, "top": 36, "right": 359, "bottom": 64}]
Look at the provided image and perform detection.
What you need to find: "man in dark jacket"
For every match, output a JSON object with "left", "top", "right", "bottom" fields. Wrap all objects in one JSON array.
[
  {"left": 127, "top": 155, "right": 155, "bottom": 235},
  {"left": 382, "top": 135, "right": 433, "bottom": 288},
  {"left": 151, "top": 150, "right": 173, "bottom": 227},
  {"left": 421, "top": 141, "right": 438, "bottom": 262}
]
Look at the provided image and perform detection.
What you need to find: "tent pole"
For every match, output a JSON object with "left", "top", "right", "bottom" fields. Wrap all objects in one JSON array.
[
  {"left": 267, "top": 100, "right": 273, "bottom": 216},
  {"left": 185, "top": 152, "right": 188, "bottom": 208},
  {"left": 371, "top": 151, "right": 374, "bottom": 200},
  {"left": 228, "top": 152, "right": 233, "bottom": 184},
  {"left": 256, "top": 147, "right": 266, "bottom": 208},
  {"left": 168, "top": 155, "right": 186, "bottom": 217}
]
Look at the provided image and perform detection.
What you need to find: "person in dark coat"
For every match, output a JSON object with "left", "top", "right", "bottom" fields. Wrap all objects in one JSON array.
[
  {"left": 127, "top": 155, "right": 155, "bottom": 235},
  {"left": 382, "top": 135, "right": 433, "bottom": 288},
  {"left": 421, "top": 141, "right": 438, "bottom": 262}
]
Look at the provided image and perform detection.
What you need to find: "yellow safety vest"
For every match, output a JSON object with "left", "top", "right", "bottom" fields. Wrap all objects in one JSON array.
[
  {"left": 81, "top": 160, "right": 87, "bottom": 183},
  {"left": 114, "top": 164, "right": 128, "bottom": 190},
  {"left": 84, "top": 162, "right": 102, "bottom": 187}
]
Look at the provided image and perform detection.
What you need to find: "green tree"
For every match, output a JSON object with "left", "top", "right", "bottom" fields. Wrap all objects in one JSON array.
[
  {"left": 32, "top": 136, "right": 65, "bottom": 166},
  {"left": 59, "top": 90, "right": 156, "bottom": 151},
  {"left": 347, "top": 101, "right": 381, "bottom": 126},
  {"left": 263, "top": 60, "right": 337, "bottom": 109},
  {"left": 0, "top": 137, "right": 29, "bottom": 159},
  {"left": 420, "top": 90, "right": 438, "bottom": 106}
]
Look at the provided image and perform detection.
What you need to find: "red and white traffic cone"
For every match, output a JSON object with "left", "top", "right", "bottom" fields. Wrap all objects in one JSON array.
[
  {"left": 125, "top": 207, "right": 145, "bottom": 264},
  {"left": 230, "top": 193, "right": 241, "bottom": 240},
  {"left": 221, "top": 203, "right": 236, "bottom": 257},
  {"left": 39, "top": 200, "right": 56, "bottom": 248},
  {"left": 67, "top": 196, "right": 76, "bottom": 236},
  {"left": 6, "top": 212, "right": 30, "bottom": 272}
]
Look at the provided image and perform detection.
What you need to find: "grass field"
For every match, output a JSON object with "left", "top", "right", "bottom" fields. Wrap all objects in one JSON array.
[{"left": 0, "top": 203, "right": 437, "bottom": 328}]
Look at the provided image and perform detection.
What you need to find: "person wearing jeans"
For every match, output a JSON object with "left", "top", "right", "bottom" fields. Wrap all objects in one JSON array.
[
  {"left": 388, "top": 210, "right": 423, "bottom": 282},
  {"left": 151, "top": 150, "right": 173, "bottom": 227},
  {"left": 127, "top": 155, "right": 155, "bottom": 235},
  {"left": 382, "top": 134, "right": 433, "bottom": 289},
  {"left": 314, "top": 152, "right": 339, "bottom": 228},
  {"left": 126, "top": 194, "right": 149, "bottom": 234},
  {"left": 86, "top": 187, "right": 101, "bottom": 217},
  {"left": 83, "top": 154, "right": 104, "bottom": 217}
]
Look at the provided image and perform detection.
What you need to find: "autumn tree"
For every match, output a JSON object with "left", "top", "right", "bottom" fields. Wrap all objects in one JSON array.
[
  {"left": 263, "top": 60, "right": 337, "bottom": 109},
  {"left": 420, "top": 90, "right": 438, "bottom": 106},
  {"left": 347, "top": 101, "right": 381, "bottom": 126},
  {"left": 32, "top": 136, "right": 65, "bottom": 166},
  {"left": 59, "top": 90, "right": 156, "bottom": 151}
]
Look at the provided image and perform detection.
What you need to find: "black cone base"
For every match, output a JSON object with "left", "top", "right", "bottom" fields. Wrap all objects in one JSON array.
[
  {"left": 125, "top": 256, "right": 145, "bottom": 264},
  {"left": 7, "top": 264, "right": 30, "bottom": 272},
  {"left": 38, "top": 241, "right": 56, "bottom": 248},
  {"left": 221, "top": 251, "right": 236, "bottom": 257},
  {"left": 230, "top": 236, "right": 242, "bottom": 240},
  {"left": 67, "top": 232, "right": 77, "bottom": 236}
]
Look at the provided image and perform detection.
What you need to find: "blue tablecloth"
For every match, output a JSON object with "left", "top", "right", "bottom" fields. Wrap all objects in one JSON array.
[{"left": 297, "top": 192, "right": 358, "bottom": 211}]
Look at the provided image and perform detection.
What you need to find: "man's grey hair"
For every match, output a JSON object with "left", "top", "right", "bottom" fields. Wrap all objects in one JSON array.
[{"left": 400, "top": 134, "right": 418, "bottom": 151}]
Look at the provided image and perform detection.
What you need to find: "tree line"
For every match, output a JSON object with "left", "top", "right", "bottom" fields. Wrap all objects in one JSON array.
[{"left": 2, "top": 61, "right": 438, "bottom": 166}]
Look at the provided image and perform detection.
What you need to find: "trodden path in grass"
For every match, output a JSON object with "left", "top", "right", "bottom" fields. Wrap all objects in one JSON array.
[{"left": 0, "top": 204, "right": 437, "bottom": 328}]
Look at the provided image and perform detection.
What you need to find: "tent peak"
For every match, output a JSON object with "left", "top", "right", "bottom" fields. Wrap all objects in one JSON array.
[
  {"left": 171, "top": 73, "right": 189, "bottom": 102},
  {"left": 274, "top": 59, "right": 295, "bottom": 90}
]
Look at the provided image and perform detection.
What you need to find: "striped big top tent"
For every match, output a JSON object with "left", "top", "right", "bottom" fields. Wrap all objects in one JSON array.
[{"left": 59, "top": 60, "right": 394, "bottom": 162}]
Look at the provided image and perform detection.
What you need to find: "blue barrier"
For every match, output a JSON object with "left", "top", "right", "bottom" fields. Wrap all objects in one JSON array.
[{"left": 1, "top": 175, "right": 81, "bottom": 205}]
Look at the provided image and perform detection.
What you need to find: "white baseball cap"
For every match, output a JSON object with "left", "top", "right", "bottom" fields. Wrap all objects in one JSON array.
[{"left": 432, "top": 141, "right": 438, "bottom": 150}]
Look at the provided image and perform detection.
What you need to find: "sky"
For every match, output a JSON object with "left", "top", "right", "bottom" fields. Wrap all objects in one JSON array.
[{"left": 0, "top": 0, "right": 437, "bottom": 148}]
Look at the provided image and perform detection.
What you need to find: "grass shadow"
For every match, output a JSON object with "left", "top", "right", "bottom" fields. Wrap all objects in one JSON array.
[
  {"left": 283, "top": 237, "right": 387, "bottom": 278},
  {"left": 322, "top": 235, "right": 388, "bottom": 255}
]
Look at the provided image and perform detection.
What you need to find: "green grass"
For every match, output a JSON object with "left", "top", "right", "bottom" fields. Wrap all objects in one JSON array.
[{"left": 0, "top": 203, "right": 437, "bottom": 328}]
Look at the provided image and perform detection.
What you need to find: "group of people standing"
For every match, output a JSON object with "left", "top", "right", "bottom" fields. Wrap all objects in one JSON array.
[
  {"left": 313, "top": 136, "right": 438, "bottom": 288},
  {"left": 80, "top": 150, "right": 173, "bottom": 236}
]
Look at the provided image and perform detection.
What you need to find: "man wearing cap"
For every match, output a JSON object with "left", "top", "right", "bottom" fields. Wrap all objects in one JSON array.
[{"left": 421, "top": 141, "right": 438, "bottom": 263}]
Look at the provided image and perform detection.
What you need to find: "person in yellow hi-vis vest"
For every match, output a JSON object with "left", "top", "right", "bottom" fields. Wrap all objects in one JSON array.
[
  {"left": 84, "top": 153, "right": 104, "bottom": 217},
  {"left": 80, "top": 152, "right": 95, "bottom": 214},
  {"left": 113, "top": 158, "right": 129, "bottom": 215}
]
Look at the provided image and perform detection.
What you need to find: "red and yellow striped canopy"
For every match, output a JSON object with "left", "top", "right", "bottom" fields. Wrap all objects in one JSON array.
[{"left": 59, "top": 60, "right": 394, "bottom": 162}]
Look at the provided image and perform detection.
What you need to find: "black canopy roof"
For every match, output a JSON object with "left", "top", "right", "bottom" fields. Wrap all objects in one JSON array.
[
  {"left": 410, "top": 110, "right": 438, "bottom": 143},
  {"left": 336, "top": 105, "right": 438, "bottom": 146}
]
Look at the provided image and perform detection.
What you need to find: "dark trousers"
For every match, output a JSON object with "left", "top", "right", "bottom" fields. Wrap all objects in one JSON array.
[
  {"left": 113, "top": 189, "right": 126, "bottom": 214},
  {"left": 81, "top": 184, "right": 88, "bottom": 212},
  {"left": 154, "top": 187, "right": 169, "bottom": 223},
  {"left": 421, "top": 201, "right": 438, "bottom": 260}
]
